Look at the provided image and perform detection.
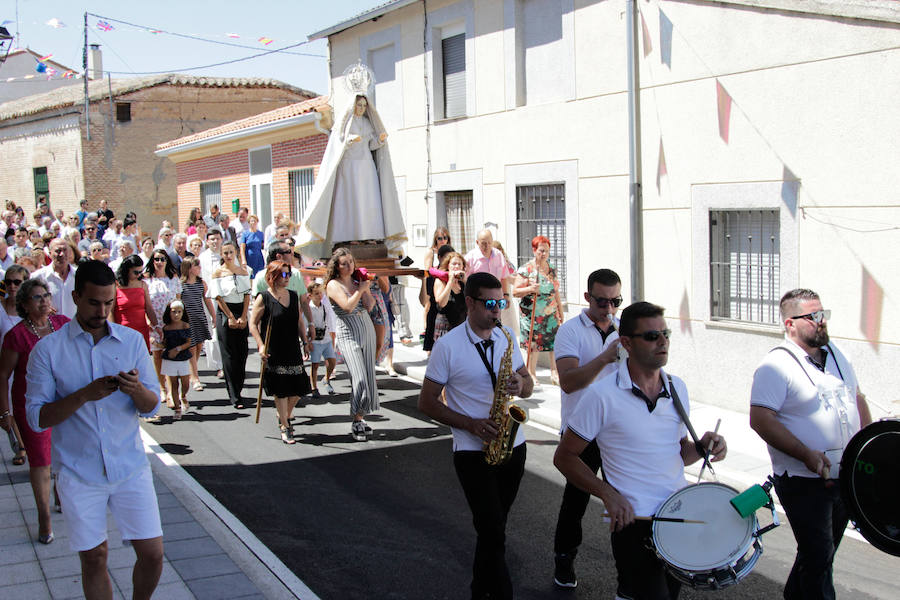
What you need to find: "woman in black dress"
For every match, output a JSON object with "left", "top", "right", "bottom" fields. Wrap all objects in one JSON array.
[
  {"left": 249, "top": 260, "right": 312, "bottom": 444},
  {"left": 422, "top": 243, "right": 455, "bottom": 354}
]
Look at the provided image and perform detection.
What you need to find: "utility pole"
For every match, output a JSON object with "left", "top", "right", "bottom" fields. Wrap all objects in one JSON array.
[
  {"left": 625, "top": 0, "right": 644, "bottom": 302},
  {"left": 83, "top": 12, "right": 90, "bottom": 141}
]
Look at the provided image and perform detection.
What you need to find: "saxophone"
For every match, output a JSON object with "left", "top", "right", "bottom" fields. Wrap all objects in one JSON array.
[{"left": 484, "top": 320, "right": 529, "bottom": 465}]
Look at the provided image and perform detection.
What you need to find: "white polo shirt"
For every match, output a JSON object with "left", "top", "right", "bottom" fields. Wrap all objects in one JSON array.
[
  {"left": 33, "top": 264, "right": 77, "bottom": 319},
  {"left": 567, "top": 360, "right": 689, "bottom": 517},
  {"left": 750, "top": 338, "right": 860, "bottom": 478},
  {"left": 425, "top": 321, "right": 526, "bottom": 452},
  {"left": 554, "top": 310, "right": 621, "bottom": 433}
]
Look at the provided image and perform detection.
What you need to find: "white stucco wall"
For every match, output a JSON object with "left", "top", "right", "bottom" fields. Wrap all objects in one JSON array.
[{"left": 324, "top": 0, "right": 900, "bottom": 413}]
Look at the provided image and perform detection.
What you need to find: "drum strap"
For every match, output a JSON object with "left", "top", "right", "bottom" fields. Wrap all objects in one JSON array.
[
  {"left": 667, "top": 375, "right": 713, "bottom": 471},
  {"left": 769, "top": 344, "right": 845, "bottom": 386}
]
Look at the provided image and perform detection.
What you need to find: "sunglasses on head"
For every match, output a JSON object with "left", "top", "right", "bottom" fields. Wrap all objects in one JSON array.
[
  {"left": 590, "top": 294, "right": 623, "bottom": 308},
  {"left": 472, "top": 297, "right": 509, "bottom": 311},
  {"left": 790, "top": 309, "right": 830, "bottom": 324},
  {"left": 626, "top": 329, "right": 671, "bottom": 342}
]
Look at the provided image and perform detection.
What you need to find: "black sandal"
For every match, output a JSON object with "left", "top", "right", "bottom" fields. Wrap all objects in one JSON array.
[{"left": 12, "top": 452, "right": 26, "bottom": 466}]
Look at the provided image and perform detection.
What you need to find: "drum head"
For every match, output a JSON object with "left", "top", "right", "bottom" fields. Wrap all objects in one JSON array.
[
  {"left": 653, "top": 482, "right": 756, "bottom": 572},
  {"left": 840, "top": 419, "right": 900, "bottom": 556}
]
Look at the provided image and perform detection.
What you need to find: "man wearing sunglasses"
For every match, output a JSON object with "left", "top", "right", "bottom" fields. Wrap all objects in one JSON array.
[
  {"left": 555, "top": 301, "right": 726, "bottom": 599},
  {"left": 550, "top": 268, "right": 624, "bottom": 588},
  {"left": 419, "top": 272, "right": 533, "bottom": 600},
  {"left": 750, "top": 289, "right": 871, "bottom": 600}
]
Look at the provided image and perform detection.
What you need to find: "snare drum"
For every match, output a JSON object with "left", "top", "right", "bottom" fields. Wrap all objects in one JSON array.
[
  {"left": 839, "top": 418, "right": 900, "bottom": 556},
  {"left": 652, "top": 482, "right": 763, "bottom": 589}
]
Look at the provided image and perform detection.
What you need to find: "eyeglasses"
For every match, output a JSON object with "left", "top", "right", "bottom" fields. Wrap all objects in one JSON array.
[
  {"left": 4, "top": 279, "right": 23, "bottom": 286},
  {"left": 436, "top": 236, "right": 449, "bottom": 241},
  {"left": 790, "top": 309, "right": 830, "bottom": 324},
  {"left": 590, "top": 294, "right": 623, "bottom": 308},
  {"left": 85, "top": 227, "right": 96, "bottom": 231},
  {"left": 153, "top": 256, "right": 167, "bottom": 262},
  {"left": 30, "top": 292, "right": 52, "bottom": 302},
  {"left": 279, "top": 271, "right": 291, "bottom": 279},
  {"left": 472, "top": 297, "right": 509, "bottom": 311},
  {"left": 131, "top": 270, "right": 143, "bottom": 277},
  {"left": 626, "top": 329, "right": 671, "bottom": 342}
]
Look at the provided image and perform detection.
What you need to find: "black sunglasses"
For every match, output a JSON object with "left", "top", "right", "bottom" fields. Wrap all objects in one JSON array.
[
  {"left": 590, "top": 294, "right": 623, "bottom": 308},
  {"left": 626, "top": 329, "right": 671, "bottom": 342},
  {"left": 472, "top": 297, "right": 509, "bottom": 311}
]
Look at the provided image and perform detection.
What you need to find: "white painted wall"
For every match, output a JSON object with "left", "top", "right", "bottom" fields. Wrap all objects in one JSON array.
[{"left": 324, "top": 0, "right": 900, "bottom": 412}]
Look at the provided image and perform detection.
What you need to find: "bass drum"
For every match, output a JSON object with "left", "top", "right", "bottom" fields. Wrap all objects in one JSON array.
[{"left": 839, "top": 419, "right": 900, "bottom": 556}]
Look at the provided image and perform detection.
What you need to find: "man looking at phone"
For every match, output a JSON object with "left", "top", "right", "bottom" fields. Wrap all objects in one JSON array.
[
  {"left": 26, "top": 260, "right": 163, "bottom": 600},
  {"left": 750, "top": 288, "right": 871, "bottom": 600}
]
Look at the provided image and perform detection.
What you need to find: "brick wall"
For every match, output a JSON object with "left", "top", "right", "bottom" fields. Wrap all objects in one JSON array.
[
  {"left": 75, "top": 83, "right": 312, "bottom": 234},
  {"left": 175, "top": 132, "right": 327, "bottom": 233}
]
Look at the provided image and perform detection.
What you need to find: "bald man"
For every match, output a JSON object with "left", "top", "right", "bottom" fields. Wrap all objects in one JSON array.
[{"left": 464, "top": 229, "right": 508, "bottom": 284}]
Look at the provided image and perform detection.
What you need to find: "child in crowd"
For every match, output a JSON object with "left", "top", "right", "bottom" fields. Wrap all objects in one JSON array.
[
  {"left": 161, "top": 300, "right": 193, "bottom": 420},
  {"left": 307, "top": 283, "right": 336, "bottom": 398}
]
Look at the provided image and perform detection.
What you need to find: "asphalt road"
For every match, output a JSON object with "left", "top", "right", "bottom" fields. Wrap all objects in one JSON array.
[{"left": 143, "top": 352, "right": 898, "bottom": 600}]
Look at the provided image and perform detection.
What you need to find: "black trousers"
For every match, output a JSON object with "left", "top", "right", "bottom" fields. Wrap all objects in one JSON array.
[
  {"left": 453, "top": 444, "right": 526, "bottom": 600},
  {"left": 554, "top": 438, "right": 603, "bottom": 554},
  {"left": 216, "top": 302, "right": 249, "bottom": 406},
  {"left": 611, "top": 520, "right": 680, "bottom": 600},
  {"left": 773, "top": 473, "right": 848, "bottom": 600}
]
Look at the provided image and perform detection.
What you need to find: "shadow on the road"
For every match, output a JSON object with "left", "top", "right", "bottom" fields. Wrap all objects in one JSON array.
[{"left": 159, "top": 443, "right": 193, "bottom": 456}]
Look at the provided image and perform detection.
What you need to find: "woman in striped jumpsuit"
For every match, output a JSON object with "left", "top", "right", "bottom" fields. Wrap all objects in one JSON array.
[{"left": 325, "top": 248, "right": 378, "bottom": 441}]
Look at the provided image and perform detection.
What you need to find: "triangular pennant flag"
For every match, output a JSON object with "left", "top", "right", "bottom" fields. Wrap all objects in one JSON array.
[
  {"left": 716, "top": 79, "right": 732, "bottom": 143},
  {"left": 226, "top": 33, "right": 241, "bottom": 39},
  {"left": 39, "top": 54, "right": 53, "bottom": 62},
  {"left": 659, "top": 9, "right": 673, "bottom": 68},
  {"left": 656, "top": 139, "right": 667, "bottom": 193},
  {"left": 258, "top": 36, "right": 274, "bottom": 45},
  {"left": 860, "top": 267, "right": 883, "bottom": 349},
  {"left": 640, "top": 13, "right": 652, "bottom": 57},
  {"left": 96, "top": 20, "right": 114, "bottom": 32}
]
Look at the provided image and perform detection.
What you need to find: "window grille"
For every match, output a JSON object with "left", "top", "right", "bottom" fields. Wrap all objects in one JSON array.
[
  {"left": 289, "top": 168, "right": 315, "bottom": 223},
  {"left": 199, "top": 181, "right": 222, "bottom": 217},
  {"left": 709, "top": 209, "right": 780, "bottom": 325},
  {"left": 516, "top": 183, "right": 567, "bottom": 300},
  {"left": 442, "top": 33, "right": 466, "bottom": 118},
  {"left": 443, "top": 190, "right": 475, "bottom": 254}
]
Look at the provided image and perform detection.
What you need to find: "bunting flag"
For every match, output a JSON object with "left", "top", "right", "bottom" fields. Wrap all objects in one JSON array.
[
  {"left": 659, "top": 9, "right": 673, "bottom": 68},
  {"left": 35, "top": 63, "right": 47, "bottom": 73},
  {"left": 3, "top": 71, "right": 81, "bottom": 82},
  {"left": 226, "top": 33, "right": 241, "bottom": 38},
  {"left": 656, "top": 138, "right": 667, "bottom": 192},
  {"left": 640, "top": 13, "right": 652, "bottom": 57},
  {"left": 258, "top": 36, "right": 274, "bottom": 45},
  {"left": 38, "top": 53, "right": 53, "bottom": 62},
  {"left": 716, "top": 79, "right": 732, "bottom": 143},
  {"left": 147, "top": 29, "right": 162, "bottom": 34},
  {"left": 96, "top": 20, "right": 114, "bottom": 32},
  {"left": 860, "top": 266, "right": 883, "bottom": 348},
  {"left": 45, "top": 18, "right": 66, "bottom": 29}
]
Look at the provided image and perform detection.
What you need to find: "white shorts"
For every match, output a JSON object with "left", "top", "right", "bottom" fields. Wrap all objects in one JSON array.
[
  {"left": 310, "top": 339, "right": 335, "bottom": 364},
  {"left": 160, "top": 359, "right": 190, "bottom": 377},
  {"left": 57, "top": 467, "right": 162, "bottom": 552}
]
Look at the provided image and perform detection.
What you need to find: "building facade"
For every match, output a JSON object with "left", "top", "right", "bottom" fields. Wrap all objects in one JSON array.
[
  {"left": 312, "top": 0, "right": 900, "bottom": 411},
  {"left": 156, "top": 97, "right": 332, "bottom": 233},
  {"left": 0, "top": 74, "right": 316, "bottom": 231}
]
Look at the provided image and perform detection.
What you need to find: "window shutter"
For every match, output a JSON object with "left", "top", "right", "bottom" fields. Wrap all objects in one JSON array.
[{"left": 442, "top": 34, "right": 466, "bottom": 119}]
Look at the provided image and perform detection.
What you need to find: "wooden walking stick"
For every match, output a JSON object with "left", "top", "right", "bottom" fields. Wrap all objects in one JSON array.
[{"left": 254, "top": 309, "right": 275, "bottom": 424}]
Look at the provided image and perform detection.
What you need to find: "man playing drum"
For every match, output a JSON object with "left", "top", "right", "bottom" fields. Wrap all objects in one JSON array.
[
  {"left": 750, "top": 289, "right": 871, "bottom": 600},
  {"left": 554, "top": 301, "right": 726, "bottom": 599}
]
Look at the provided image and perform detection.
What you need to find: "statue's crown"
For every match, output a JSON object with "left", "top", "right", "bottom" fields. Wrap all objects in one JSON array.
[{"left": 343, "top": 60, "right": 375, "bottom": 95}]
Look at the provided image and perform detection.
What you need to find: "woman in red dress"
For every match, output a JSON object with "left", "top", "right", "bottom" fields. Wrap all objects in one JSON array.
[
  {"left": 112, "top": 254, "right": 157, "bottom": 352},
  {"left": 0, "top": 278, "right": 70, "bottom": 544}
]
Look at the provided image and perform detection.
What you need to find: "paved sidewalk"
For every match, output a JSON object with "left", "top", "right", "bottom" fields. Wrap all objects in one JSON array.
[{"left": 0, "top": 426, "right": 314, "bottom": 600}]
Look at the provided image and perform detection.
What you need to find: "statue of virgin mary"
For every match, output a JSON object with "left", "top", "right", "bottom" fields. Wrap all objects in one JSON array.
[{"left": 297, "top": 62, "right": 406, "bottom": 259}]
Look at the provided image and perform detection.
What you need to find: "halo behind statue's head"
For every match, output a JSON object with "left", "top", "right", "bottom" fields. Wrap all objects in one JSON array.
[{"left": 343, "top": 60, "right": 375, "bottom": 97}]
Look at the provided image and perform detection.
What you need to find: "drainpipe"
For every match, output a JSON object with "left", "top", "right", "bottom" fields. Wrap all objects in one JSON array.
[
  {"left": 312, "top": 111, "right": 330, "bottom": 136},
  {"left": 626, "top": 0, "right": 643, "bottom": 301}
]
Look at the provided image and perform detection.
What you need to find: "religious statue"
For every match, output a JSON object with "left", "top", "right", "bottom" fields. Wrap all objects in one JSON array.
[{"left": 297, "top": 61, "right": 407, "bottom": 260}]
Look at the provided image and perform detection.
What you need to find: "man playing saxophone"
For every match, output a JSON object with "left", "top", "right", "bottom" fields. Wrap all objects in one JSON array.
[{"left": 419, "top": 272, "right": 533, "bottom": 600}]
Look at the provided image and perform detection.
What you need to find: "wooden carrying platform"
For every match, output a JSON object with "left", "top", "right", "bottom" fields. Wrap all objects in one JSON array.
[{"left": 299, "top": 241, "right": 425, "bottom": 278}]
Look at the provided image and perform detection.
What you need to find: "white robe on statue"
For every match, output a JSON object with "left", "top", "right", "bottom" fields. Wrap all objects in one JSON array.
[{"left": 297, "top": 96, "right": 406, "bottom": 260}]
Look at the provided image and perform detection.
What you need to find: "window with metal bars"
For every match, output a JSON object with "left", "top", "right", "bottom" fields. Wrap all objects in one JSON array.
[
  {"left": 199, "top": 181, "right": 222, "bottom": 217},
  {"left": 516, "top": 183, "right": 566, "bottom": 300},
  {"left": 709, "top": 209, "right": 780, "bottom": 325},
  {"left": 288, "top": 168, "right": 315, "bottom": 223}
]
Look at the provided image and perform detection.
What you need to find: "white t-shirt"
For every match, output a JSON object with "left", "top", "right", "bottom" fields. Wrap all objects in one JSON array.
[
  {"left": 308, "top": 298, "right": 336, "bottom": 338},
  {"left": 750, "top": 338, "right": 860, "bottom": 478},
  {"left": 554, "top": 310, "right": 621, "bottom": 433},
  {"left": 567, "top": 360, "right": 689, "bottom": 517},
  {"left": 425, "top": 321, "right": 526, "bottom": 452}
]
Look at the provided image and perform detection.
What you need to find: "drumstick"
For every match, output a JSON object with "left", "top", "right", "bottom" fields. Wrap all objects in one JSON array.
[
  {"left": 697, "top": 418, "right": 721, "bottom": 482},
  {"left": 602, "top": 513, "right": 706, "bottom": 524}
]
